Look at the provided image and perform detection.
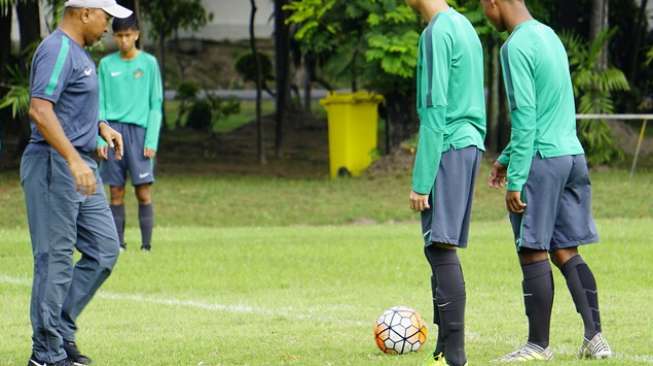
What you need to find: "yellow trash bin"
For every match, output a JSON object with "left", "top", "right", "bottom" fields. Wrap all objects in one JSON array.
[{"left": 320, "top": 91, "right": 384, "bottom": 178}]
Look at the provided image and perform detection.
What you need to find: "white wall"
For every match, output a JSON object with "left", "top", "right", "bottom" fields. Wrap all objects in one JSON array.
[{"left": 178, "top": 0, "right": 275, "bottom": 41}]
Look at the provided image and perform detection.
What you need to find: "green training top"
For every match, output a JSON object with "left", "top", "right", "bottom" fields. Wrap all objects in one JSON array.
[
  {"left": 412, "top": 8, "right": 486, "bottom": 195},
  {"left": 97, "top": 51, "right": 163, "bottom": 150},
  {"left": 498, "top": 19, "right": 584, "bottom": 192}
]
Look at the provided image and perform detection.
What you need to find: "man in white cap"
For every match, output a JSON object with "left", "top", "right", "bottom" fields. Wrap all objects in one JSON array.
[{"left": 22, "top": 1, "right": 131, "bottom": 365}]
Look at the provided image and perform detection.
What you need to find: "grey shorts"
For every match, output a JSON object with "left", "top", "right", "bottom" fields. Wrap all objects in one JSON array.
[
  {"left": 510, "top": 154, "right": 599, "bottom": 252},
  {"left": 421, "top": 146, "right": 482, "bottom": 248},
  {"left": 100, "top": 121, "right": 155, "bottom": 187}
]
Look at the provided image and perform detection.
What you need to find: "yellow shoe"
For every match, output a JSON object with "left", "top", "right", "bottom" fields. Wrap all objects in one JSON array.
[
  {"left": 424, "top": 353, "right": 468, "bottom": 366},
  {"left": 424, "top": 353, "right": 449, "bottom": 366}
]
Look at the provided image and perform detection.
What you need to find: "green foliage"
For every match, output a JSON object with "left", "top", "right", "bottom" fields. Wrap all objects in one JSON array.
[
  {"left": 647, "top": 46, "right": 653, "bottom": 66},
  {"left": 186, "top": 99, "right": 212, "bottom": 130},
  {"left": 235, "top": 52, "right": 274, "bottom": 83},
  {"left": 0, "top": 66, "right": 29, "bottom": 118},
  {"left": 286, "top": 0, "right": 420, "bottom": 92},
  {"left": 140, "top": 0, "right": 213, "bottom": 41},
  {"left": 562, "top": 29, "right": 630, "bottom": 166}
]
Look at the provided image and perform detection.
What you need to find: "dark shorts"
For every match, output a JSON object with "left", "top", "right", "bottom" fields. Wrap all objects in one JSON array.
[
  {"left": 421, "top": 146, "right": 482, "bottom": 248},
  {"left": 100, "top": 121, "right": 155, "bottom": 187},
  {"left": 510, "top": 154, "right": 599, "bottom": 252}
]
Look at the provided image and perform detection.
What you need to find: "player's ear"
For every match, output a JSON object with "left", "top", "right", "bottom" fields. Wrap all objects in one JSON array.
[{"left": 80, "top": 8, "right": 91, "bottom": 24}]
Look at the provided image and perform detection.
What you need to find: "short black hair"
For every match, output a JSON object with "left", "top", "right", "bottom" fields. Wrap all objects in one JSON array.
[{"left": 112, "top": 13, "right": 139, "bottom": 32}]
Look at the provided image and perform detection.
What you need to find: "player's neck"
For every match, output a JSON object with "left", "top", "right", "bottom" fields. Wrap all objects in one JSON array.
[
  {"left": 504, "top": 4, "right": 533, "bottom": 33},
  {"left": 120, "top": 48, "right": 139, "bottom": 60},
  {"left": 59, "top": 20, "right": 86, "bottom": 47},
  {"left": 421, "top": 0, "right": 449, "bottom": 23}
]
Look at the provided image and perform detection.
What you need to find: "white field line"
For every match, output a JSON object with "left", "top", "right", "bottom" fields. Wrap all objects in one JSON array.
[{"left": 2, "top": 274, "right": 652, "bottom": 363}]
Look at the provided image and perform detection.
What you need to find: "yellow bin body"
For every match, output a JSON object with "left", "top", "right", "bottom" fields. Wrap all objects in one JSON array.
[{"left": 320, "top": 92, "right": 384, "bottom": 178}]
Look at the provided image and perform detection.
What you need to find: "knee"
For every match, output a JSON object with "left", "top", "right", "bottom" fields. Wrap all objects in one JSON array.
[
  {"left": 135, "top": 185, "right": 152, "bottom": 205},
  {"left": 518, "top": 249, "right": 549, "bottom": 265},
  {"left": 551, "top": 248, "right": 579, "bottom": 268},
  {"left": 110, "top": 186, "right": 126, "bottom": 205}
]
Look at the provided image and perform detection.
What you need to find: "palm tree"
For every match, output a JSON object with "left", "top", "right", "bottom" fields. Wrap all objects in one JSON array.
[{"left": 562, "top": 29, "right": 630, "bottom": 165}]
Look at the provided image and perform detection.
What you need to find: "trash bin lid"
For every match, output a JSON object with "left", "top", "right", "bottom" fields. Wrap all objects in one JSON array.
[{"left": 320, "top": 91, "right": 384, "bottom": 106}]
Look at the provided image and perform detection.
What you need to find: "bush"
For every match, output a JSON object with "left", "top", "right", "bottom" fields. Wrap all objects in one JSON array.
[{"left": 186, "top": 100, "right": 212, "bottom": 130}]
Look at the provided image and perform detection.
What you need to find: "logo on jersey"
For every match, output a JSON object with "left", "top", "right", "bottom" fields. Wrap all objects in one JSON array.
[
  {"left": 83, "top": 67, "right": 93, "bottom": 76},
  {"left": 111, "top": 71, "right": 122, "bottom": 77},
  {"left": 134, "top": 69, "right": 145, "bottom": 79}
]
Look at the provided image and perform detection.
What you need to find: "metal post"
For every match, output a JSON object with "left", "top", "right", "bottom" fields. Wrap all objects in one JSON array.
[{"left": 630, "top": 119, "right": 648, "bottom": 177}]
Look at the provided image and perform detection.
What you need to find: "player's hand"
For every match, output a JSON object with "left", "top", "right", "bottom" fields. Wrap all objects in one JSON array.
[
  {"left": 97, "top": 145, "right": 108, "bottom": 160},
  {"left": 410, "top": 191, "right": 430, "bottom": 212},
  {"left": 144, "top": 148, "right": 156, "bottom": 159},
  {"left": 488, "top": 160, "right": 507, "bottom": 188},
  {"left": 68, "top": 156, "right": 96, "bottom": 196},
  {"left": 99, "top": 122, "right": 123, "bottom": 161},
  {"left": 506, "top": 191, "right": 527, "bottom": 213}
]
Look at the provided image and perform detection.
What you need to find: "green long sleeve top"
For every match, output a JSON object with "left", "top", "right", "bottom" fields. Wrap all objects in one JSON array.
[
  {"left": 97, "top": 51, "right": 163, "bottom": 150},
  {"left": 412, "top": 8, "right": 486, "bottom": 195},
  {"left": 498, "top": 20, "right": 584, "bottom": 192}
]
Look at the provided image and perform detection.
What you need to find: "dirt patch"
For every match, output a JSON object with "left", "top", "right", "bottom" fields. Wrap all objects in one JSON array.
[{"left": 365, "top": 143, "right": 415, "bottom": 178}]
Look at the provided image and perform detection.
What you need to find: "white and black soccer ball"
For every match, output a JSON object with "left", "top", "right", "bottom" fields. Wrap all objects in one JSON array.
[{"left": 374, "top": 305, "right": 428, "bottom": 355}]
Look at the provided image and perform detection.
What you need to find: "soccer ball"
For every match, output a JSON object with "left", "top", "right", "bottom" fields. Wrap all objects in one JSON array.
[{"left": 374, "top": 306, "right": 428, "bottom": 354}]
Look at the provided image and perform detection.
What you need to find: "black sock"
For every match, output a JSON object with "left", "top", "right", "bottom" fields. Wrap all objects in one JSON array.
[
  {"left": 560, "top": 255, "right": 602, "bottom": 340},
  {"left": 139, "top": 204, "right": 154, "bottom": 248},
  {"left": 110, "top": 204, "right": 125, "bottom": 246},
  {"left": 430, "top": 275, "right": 445, "bottom": 356},
  {"left": 425, "top": 246, "right": 466, "bottom": 366},
  {"left": 521, "top": 260, "right": 554, "bottom": 349}
]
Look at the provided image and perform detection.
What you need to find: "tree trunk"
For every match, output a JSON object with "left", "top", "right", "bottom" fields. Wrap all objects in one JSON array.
[
  {"left": 590, "top": 0, "right": 609, "bottom": 70},
  {"left": 487, "top": 41, "right": 500, "bottom": 154},
  {"left": 16, "top": 0, "right": 40, "bottom": 50},
  {"left": 159, "top": 29, "right": 167, "bottom": 129},
  {"left": 274, "top": 0, "right": 290, "bottom": 158},
  {"left": 16, "top": 0, "right": 41, "bottom": 158},
  {"left": 0, "top": 5, "right": 12, "bottom": 74},
  {"left": 627, "top": 0, "right": 649, "bottom": 82},
  {"left": 251, "top": 0, "right": 266, "bottom": 164},
  {"left": 303, "top": 54, "right": 313, "bottom": 113}
]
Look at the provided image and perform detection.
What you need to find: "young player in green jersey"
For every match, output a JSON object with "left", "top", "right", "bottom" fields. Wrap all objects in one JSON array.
[
  {"left": 481, "top": 0, "right": 612, "bottom": 361},
  {"left": 406, "top": 0, "right": 486, "bottom": 365},
  {"left": 97, "top": 14, "right": 162, "bottom": 252}
]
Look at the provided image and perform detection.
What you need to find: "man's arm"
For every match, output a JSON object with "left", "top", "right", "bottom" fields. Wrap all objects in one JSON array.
[
  {"left": 29, "top": 98, "right": 96, "bottom": 195},
  {"left": 411, "top": 27, "right": 452, "bottom": 206}
]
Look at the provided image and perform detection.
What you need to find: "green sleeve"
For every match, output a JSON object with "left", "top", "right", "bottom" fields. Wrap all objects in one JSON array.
[
  {"left": 412, "top": 107, "right": 446, "bottom": 194},
  {"left": 98, "top": 59, "right": 107, "bottom": 122},
  {"left": 501, "top": 43, "right": 537, "bottom": 192},
  {"left": 411, "top": 26, "right": 451, "bottom": 194},
  {"left": 497, "top": 142, "right": 511, "bottom": 166},
  {"left": 144, "top": 58, "right": 163, "bottom": 150}
]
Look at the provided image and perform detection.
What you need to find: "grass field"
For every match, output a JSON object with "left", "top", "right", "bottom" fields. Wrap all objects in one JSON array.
[{"left": 0, "top": 166, "right": 652, "bottom": 365}]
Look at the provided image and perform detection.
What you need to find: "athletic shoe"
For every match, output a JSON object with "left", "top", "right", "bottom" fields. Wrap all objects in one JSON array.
[
  {"left": 578, "top": 333, "right": 612, "bottom": 359},
  {"left": 63, "top": 341, "right": 92, "bottom": 366},
  {"left": 494, "top": 343, "right": 553, "bottom": 362},
  {"left": 140, "top": 244, "right": 151, "bottom": 252},
  {"left": 119, "top": 242, "right": 127, "bottom": 252},
  {"left": 424, "top": 353, "right": 468, "bottom": 366},
  {"left": 27, "top": 356, "right": 73, "bottom": 366}
]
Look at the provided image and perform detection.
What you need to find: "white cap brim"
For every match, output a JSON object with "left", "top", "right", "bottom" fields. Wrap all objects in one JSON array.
[{"left": 102, "top": 3, "right": 132, "bottom": 18}]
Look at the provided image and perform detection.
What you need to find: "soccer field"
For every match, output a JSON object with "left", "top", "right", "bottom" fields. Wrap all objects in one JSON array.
[{"left": 1, "top": 219, "right": 651, "bottom": 365}]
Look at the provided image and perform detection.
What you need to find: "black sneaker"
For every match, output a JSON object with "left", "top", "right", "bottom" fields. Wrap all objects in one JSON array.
[
  {"left": 63, "top": 341, "right": 92, "bottom": 366},
  {"left": 27, "top": 355, "right": 73, "bottom": 366},
  {"left": 140, "top": 244, "right": 151, "bottom": 252},
  {"left": 120, "top": 242, "right": 127, "bottom": 252}
]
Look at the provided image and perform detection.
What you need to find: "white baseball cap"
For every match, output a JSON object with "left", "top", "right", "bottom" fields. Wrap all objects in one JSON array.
[{"left": 64, "top": 0, "right": 133, "bottom": 19}]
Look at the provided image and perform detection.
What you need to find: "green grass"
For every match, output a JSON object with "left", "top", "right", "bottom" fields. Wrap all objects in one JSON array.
[
  {"left": 1, "top": 220, "right": 651, "bottom": 365},
  {"left": 0, "top": 164, "right": 651, "bottom": 365},
  {"left": 1, "top": 165, "right": 651, "bottom": 228}
]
